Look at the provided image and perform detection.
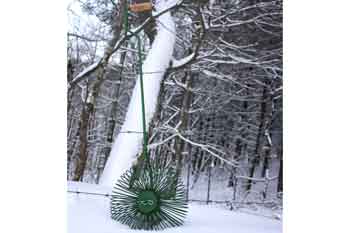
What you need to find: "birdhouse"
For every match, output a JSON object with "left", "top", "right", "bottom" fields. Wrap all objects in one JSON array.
[{"left": 130, "top": 0, "right": 152, "bottom": 13}]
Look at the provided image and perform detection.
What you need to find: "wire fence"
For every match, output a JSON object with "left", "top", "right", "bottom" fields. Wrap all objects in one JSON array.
[
  {"left": 67, "top": 189, "right": 279, "bottom": 206},
  {"left": 67, "top": 165, "right": 282, "bottom": 206},
  {"left": 66, "top": 189, "right": 278, "bottom": 204}
]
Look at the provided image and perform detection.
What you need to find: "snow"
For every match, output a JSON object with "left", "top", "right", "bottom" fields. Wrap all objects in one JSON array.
[
  {"left": 68, "top": 181, "right": 111, "bottom": 194},
  {"left": 70, "top": 60, "right": 100, "bottom": 86},
  {"left": 172, "top": 53, "right": 195, "bottom": 68},
  {"left": 100, "top": 0, "right": 177, "bottom": 188},
  {"left": 68, "top": 182, "right": 282, "bottom": 233}
]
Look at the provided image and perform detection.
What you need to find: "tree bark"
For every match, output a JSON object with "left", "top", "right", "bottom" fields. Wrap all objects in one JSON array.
[
  {"left": 277, "top": 155, "right": 283, "bottom": 193},
  {"left": 174, "top": 72, "right": 193, "bottom": 175},
  {"left": 72, "top": 0, "right": 127, "bottom": 181},
  {"left": 73, "top": 104, "right": 91, "bottom": 181},
  {"left": 100, "top": 2, "right": 177, "bottom": 186},
  {"left": 246, "top": 85, "right": 272, "bottom": 191}
]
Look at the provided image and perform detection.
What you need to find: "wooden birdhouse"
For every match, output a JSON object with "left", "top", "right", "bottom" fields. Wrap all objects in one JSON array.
[{"left": 130, "top": 0, "right": 152, "bottom": 13}]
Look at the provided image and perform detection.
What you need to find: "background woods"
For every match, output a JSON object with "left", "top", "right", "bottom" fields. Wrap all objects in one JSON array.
[{"left": 67, "top": 0, "right": 282, "bottom": 207}]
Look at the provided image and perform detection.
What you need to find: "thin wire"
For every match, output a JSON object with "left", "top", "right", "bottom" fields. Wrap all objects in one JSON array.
[
  {"left": 67, "top": 190, "right": 110, "bottom": 197},
  {"left": 67, "top": 190, "right": 279, "bottom": 207},
  {"left": 120, "top": 65, "right": 254, "bottom": 77},
  {"left": 121, "top": 67, "right": 196, "bottom": 76},
  {"left": 124, "top": 70, "right": 168, "bottom": 75},
  {"left": 118, "top": 130, "right": 143, "bottom": 134},
  {"left": 114, "top": 130, "right": 194, "bottom": 135}
]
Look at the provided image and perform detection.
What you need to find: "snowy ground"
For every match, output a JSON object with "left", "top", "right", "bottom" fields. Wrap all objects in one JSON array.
[{"left": 68, "top": 182, "right": 282, "bottom": 233}]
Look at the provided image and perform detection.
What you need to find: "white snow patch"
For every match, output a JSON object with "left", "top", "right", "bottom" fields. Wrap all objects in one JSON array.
[
  {"left": 68, "top": 181, "right": 111, "bottom": 194},
  {"left": 70, "top": 60, "right": 100, "bottom": 85},
  {"left": 172, "top": 53, "right": 195, "bottom": 68},
  {"left": 68, "top": 182, "right": 282, "bottom": 233}
]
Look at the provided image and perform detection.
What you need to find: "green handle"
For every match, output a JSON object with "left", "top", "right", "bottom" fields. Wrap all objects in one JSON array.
[{"left": 123, "top": 2, "right": 153, "bottom": 187}]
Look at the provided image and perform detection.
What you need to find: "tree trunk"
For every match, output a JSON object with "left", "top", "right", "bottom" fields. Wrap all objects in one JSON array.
[
  {"left": 206, "top": 163, "right": 212, "bottom": 204},
  {"left": 73, "top": 104, "right": 91, "bottom": 181},
  {"left": 100, "top": 1, "right": 177, "bottom": 186},
  {"left": 174, "top": 72, "right": 193, "bottom": 176},
  {"left": 277, "top": 156, "right": 283, "bottom": 193},
  {"left": 261, "top": 147, "right": 270, "bottom": 178},
  {"left": 246, "top": 85, "right": 272, "bottom": 191},
  {"left": 72, "top": 0, "right": 128, "bottom": 181}
]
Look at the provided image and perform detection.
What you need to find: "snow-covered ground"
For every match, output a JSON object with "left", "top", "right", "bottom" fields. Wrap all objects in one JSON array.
[{"left": 68, "top": 182, "right": 282, "bottom": 233}]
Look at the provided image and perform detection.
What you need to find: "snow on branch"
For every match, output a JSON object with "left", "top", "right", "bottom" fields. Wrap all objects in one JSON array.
[
  {"left": 68, "top": 0, "right": 185, "bottom": 90},
  {"left": 167, "top": 127, "right": 240, "bottom": 168},
  {"left": 69, "top": 60, "right": 101, "bottom": 88},
  {"left": 171, "top": 53, "right": 195, "bottom": 68}
]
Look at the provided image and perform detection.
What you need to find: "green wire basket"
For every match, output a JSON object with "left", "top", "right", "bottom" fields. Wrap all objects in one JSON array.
[
  {"left": 109, "top": 4, "right": 188, "bottom": 230},
  {"left": 110, "top": 163, "right": 188, "bottom": 230}
]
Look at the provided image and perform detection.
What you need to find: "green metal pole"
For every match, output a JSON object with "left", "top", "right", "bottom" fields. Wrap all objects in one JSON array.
[
  {"left": 135, "top": 23, "right": 153, "bottom": 188},
  {"left": 136, "top": 35, "right": 149, "bottom": 162},
  {"left": 124, "top": 3, "right": 151, "bottom": 174}
]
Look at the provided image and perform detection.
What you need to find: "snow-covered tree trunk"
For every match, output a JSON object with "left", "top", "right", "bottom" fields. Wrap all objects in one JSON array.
[{"left": 100, "top": 0, "right": 176, "bottom": 187}]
